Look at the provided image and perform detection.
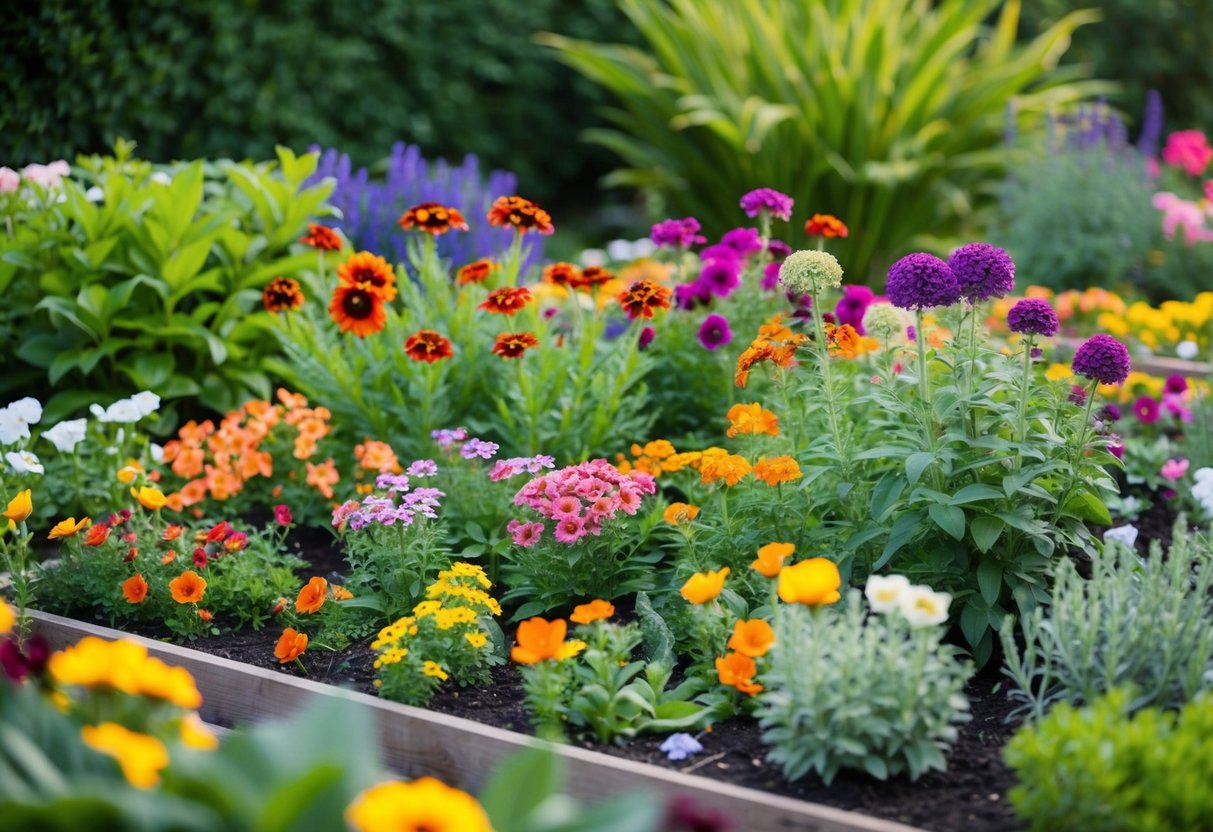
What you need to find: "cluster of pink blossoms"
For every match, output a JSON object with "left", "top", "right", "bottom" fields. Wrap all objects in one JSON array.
[{"left": 509, "top": 459, "right": 657, "bottom": 547}]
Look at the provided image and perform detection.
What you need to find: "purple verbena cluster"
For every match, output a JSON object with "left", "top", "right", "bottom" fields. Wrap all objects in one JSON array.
[
  {"left": 460, "top": 438, "right": 499, "bottom": 460},
  {"left": 431, "top": 427, "right": 469, "bottom": 451},
  {"left": 332, "top": 486, "right": 445, "bottom": 531}
]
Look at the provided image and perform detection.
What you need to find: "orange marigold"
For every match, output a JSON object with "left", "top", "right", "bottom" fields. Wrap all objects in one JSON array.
[
  {"left": 479, "top": 286, "right": 532, "bottom": 315},
  {"left": 275, "top": 628, "right": 308, "bottom": 663},
  {"left": 751, "top": 542, "right": 794, "bottom": 578},
  {"left": 617, "top": 279, "right": 673, "bottom": 320},
  {"left": 487, "top": 196, "right": 554, "bottom": 235},
  {"left": 122, "top": 574, "right": 149, "bottom": 604},
  {"left": 404, "top": 329, "right": 454, "bottom": 363},
  {"left": 295, "top": 576, "right": 328, "bottom": 614},
  {"left": 337, "top": 251, "right": 397, "bottom": 302},
  {"left": 752, "top": 455, "right": 802, "bottom": 486},
  {"left": 169, "top": 570, "right": 207, "bottom": 605},
  {"left": 329, "top": 285, "right": 386, "bottom": 337},
  {"left": 300, "top": 223, "right": 342, "bottom": 251},
  {"left": 263, "top": 276, "right": 304, "bottom": 313},
  {"left": 699, "top": 452, "right": 751, "bottom": 486},
  {"left": 825, "top": 322, "right": 863, "bottom": 359},
  {"left": 725, "top": 402, "right": 779, "bottom": 438},
  {"left": 457, "top": 258, "right": 497, "bottom": 285},
  {"left": 84, "top": 523, "right": 111, "bottom": 547},
  {"left": 804, "top": 214, "right": 849, "bottom": 238},
  {"left": 397, "top": 202, "right": 468, "bottom": 235},
  {"left": 679, "top": 567, "right": 730, "bottom": 605},
  {"left": 662, "top": 502, "right": 700, "bottom": 525},
  {"left": 354, "top": 439, "right": 400, "bottom": 474},
  {"left": 492, "top": 331, "right": 539, "bottom": 359}
]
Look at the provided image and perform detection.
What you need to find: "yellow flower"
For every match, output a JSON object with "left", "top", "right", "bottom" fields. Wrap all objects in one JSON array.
[
  {"left": 725, "top": 402, "right": 780, "bottom": 438},
  {"left": 179, "top": 713, "right": 219, "bottom": 750},
  {"left": 0, "top": 599, "right": 14, "bottom": 635},
  {"left": 777, "top": 558, "right": 842, "bottom": 606},
  {"left": 413, "top": 600, "right": 442, "bottom": 618},
  {"left": 130, "top": 486, "right": 167, "bottom": 511},
  {"left": 434, "top": 607, "right": 477, "bottom": 630},
  {"left": 116, "top": 463, "right": 143, "bottom": 485},
  {"left": 80, "top": 722, "right": 170, "bottom": 789},
  {"left": 421, "top": 661, "right": 449, "bottom": 681},
  {"left": 679, "top": 567, "right": 730, "bottom": 605},
  {"left": 663, "top": 502, "right": 700, "bottom": 525},
  {"left": 346, "top": 778, "right": 493, "bottom": 832},
  {"left": 48, "top": 516, "right": 91, "bottom": 540},
  {"left": 49, "top": 636, "right": 203, "bottom": 709},
  {"left": 1044, "top": 363, "right": 1073, "bottom": 383},
  {"left": 3, "top": 489, "right": 32, "bottom": 524},
  {"left": 464, "top": 632, "right": 488, "bottom": 649},
  {"left": 373, "top": 647, "right": 408, "bottom": 669},
  {"left": 751, "top": 542, "right": 794, "bottom": 578}
]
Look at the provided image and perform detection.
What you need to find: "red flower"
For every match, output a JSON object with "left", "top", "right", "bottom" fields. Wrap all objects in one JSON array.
[
  {"left": 300, "top": 224, "right": 343, "bottom": 251},
  {"left": 206, "top": 522, "right": 230, "bottom": 543},
  {"left": 804, "top": 214, "right": 848, "bottom": 238},
  {"left": 397, "top": 203, "right": 469, "bottom": 235},
  {"left": 457, "top": 258, "right": 496, "bottom": 286},
  {"left": 618, "top": 280, "right": 673, "bottom": 320},
  {"left": 193, "top": 548, "right": 209, "bottom": 569},
  {"left": 404, "top": 330, "right": 455, "bottom": 363},
  {"left": 479, "top": 287, "right": 532, "bottom": 315},
  {"left": 487, "top": 196, "right": 554, "bottom": 235},
  {"left": 492, "top": 332, "right": 540, "bottom": 359},
  {"left": 274, "top": 504, "right": 293, "bottom": 526}
]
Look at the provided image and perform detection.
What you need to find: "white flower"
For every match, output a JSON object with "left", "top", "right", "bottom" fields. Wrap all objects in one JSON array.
[
  {"left": 0, "top": 407, "right": 30, "bottom": 445},
  {"left": 41, "top": 419, "right": 88, "bottom": 453},
  {"left": 897, "top": 585, "right": 952, "bottom": 628},
  {"left": 1177, "top": 341, "right": 1199, "bottom": 360},
  {"left": 150, "top": 443, "right": 165, "bottom": 463},
  {"left": 606, "top": 239, "right": 635, "bottom": 262},
  {"left": 8, "top": 398, "right": 42, "bottom": 425},
  {"left": 130, "top": 391, "right": 161, "bottom": 418},
  {"left": 1192, "top": 468, "right": 1213, "bottom": 517},
  {"left": 84, "top": 186, "right": 105, "bottom": 202},
  {"left": 864, "top": 574, "right": 911, "bottom": 613},
  {"left": 579, "top": 248, "right": 607, "bottom": 268},
  {"left": 6, "top": 450, "right": 45, "bottom": 475},
  {"left": 631, "top": 238, "right": 657, "bottom": 259},
  {"left": 1104, "top": 524, "right": 1139, "bottom": 549},
  {"left": 150, "top": 171, "right": 172, "bottom": 186},
  {"left": 93, "top": 398, "right": 141, "bottom": 423}
]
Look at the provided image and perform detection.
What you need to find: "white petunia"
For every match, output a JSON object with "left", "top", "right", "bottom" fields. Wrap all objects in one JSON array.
[
  {"left": 94, "top": 398, "right": 141, "bottom": 423},
  {"left": 605, "top": 239, "right": 635, "bottom": 263},
  {"left": 864, "top": 574, "right": 911, "bottom": 614},
  {"left": 130, "top": 391, "right": 161, "bottom": 418},
  {"left": 1176, "top": 341, "right": 1199, "bottom": 361},
  {"left": 8, "top": 398, "right": 42, "bottom": 425},
  {"left": 41, "top": 419, "right": 88, "bottom": 453},
  {"left": 1192, "top": 468, "right": 1213, "bottom": 517},
  {"left": 897, "top": 585, "right": 952, "bottom": 628},
  {"left": 6, "top": 450, "right": 45, "bottom": 475},
  {"left": 0, "top": 407, "right": 29, "bottom": 445},
  {"left": 1104, "top": 524, "right": 1139, "bottom": 549}
]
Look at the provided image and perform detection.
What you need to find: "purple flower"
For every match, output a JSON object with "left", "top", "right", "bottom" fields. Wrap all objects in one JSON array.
[
  {"left": 1108, "top": 436, "right": 1125, "bottom": 459},
  {"left": 698, "top": 314, "right": 733, "bottom": 351},
  {"left": 767, "top": 239, "right": 792, "bottom": 260},
  {"left": 1098, "top": 404, "right": 1122, "bottom": 422},
  {"left": 1133, "top": 395, "right": 1160, "bottom": 424},
  {"left": 948, "top": 242, "right": 1015, "bottom": 302},
  {"left": 739, "top": 187, "right": 794, "bottom": 221},
  {"left": 659, "top": 733, "right": 704, "bottom": 761},
  {"left": 407, "top": 459, "right": 438, "bottom": 477},
  {"left": 638, "top": 326, "right": 656, "bottom": 350},
  {"left": 1068, "top": 385, "right": 1088, "bottom": 406},
  {"left": 834, "top": 284, "right": 875, "bottom": 333},
  {"left": 906, "top": 324, "right": 917, "bottom": 342},
  {"left": 431, "top": 427, "right": 468, "bottom": 450},
  {"left": 761, "top": 261, "right": 782, "bottom": 291},
  {"left": 675, "top": 281, "right": 713, "bottom": 310},
  {"left": 1006, "top": 298, "right": 1060, "bottom": 337},
  {"left": 375, "top": 473, "right": 412, "bottom": 491},
  {"left": 1164, "top": 374, "right": 1189, "bottom": 394},
  {"left": 719, "top": 227, "right": 763, "bottom": 256},
  {"left": 651, "top": 217, "right": 706, "bottom": 249},
  {"left": 699, "top": 259, "right": 742, "bottom": 298},
  {"left": 1071, "top": 334, "right": 1131, "bottom": 385},
  {"left": 460, "top": 438, "right": 500, "bottom": 460},
  {"left": 885, "top": 253, "right": 961, "bottom": 310},
  {"left": 1163, "top": 392, "right": 1193, "bottom": 422}
]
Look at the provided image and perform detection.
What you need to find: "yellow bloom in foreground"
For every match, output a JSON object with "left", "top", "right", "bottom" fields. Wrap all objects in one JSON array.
[
  {"left": 48, "top": 516, "right": 91, "bottom": 540},
  {"left": 421, "top": 661, "right": 449, "bottom": 681},
  {"left": 679, "top": 567, "right": 730, "bottom": 605},
  {"left": 0, "top": 599, "right": 14, "bottom": 634},
  {"left": 81, "top": 722, "right": 170, "bottom": 789},
  {"left": 180, "top": 713, "right": 220, "bottom": 750},
  {"left": 131, "top": 486, "right": 167, "bottom": 511},
  {"left": 3, "top": 489, "right": 32, "bottom": 524},
  {"left": 346, "top": 778, "right": 493, "bottom": 832},
  {"left": 777, "top": 558, "right": 842, "bottom": 606},
  {"left": 49, "top": 636, "right": 202, "bottom": 709}
]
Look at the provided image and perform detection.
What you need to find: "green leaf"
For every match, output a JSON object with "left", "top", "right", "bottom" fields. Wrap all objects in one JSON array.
[
  {"left": 970, "top": 515, "right": 1004, "bottom": 554},
  {"left": 479, "top": 748, "right": 563, "bottom": 832},
  {"left": 869, "top": 471, "right": 907, "bottom": 521},
  {"left": 929, "top": 503, "right": 966, "bottom": 541},
  {"left": 1062, "top": 491, "right": 1112, "bottom": 525},
  {"left": 875, "top": 509, "right": 925, "bottom": 569},
  {"left": 977, "top": 559, "right": 1003, "bottom": 606},
  {"left": 634, "top": 591, "right": 674, "bottom": 668},
  {"left": 949, "top": 483, "right": 1004, "bottom": 505},
  {"left": 905, "top": 452, "right": 935, "bottom": 486}
]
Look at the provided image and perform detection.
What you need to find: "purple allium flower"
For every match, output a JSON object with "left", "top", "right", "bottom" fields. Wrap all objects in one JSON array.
[
  {"left": 1068, "top": 385, "right": 1088, "bottom": 406},
  {"left": 739, "top": 187, "right": 794, "bottom": 221},
  {"left": 885, "top": 253, "right": 961, "bottom": 310},
  {"left": 460, "top": 438, "right": 500, "bottom": 460},
  {"left": 1098, "top": 404, "right": 1122, "bottom": 423},
  {"left": 1071, "top": 334, "right": 1131, "bottom": 385},
  {"left": 699, "top": 258, "right": 742, "bottom": 298},
  {"left": 698, "top": 314, "right": 733, "bottom": 351},
  {"left": 947, "top": 242, "right": 1015, "bottom": 302},
  {"left": 1133, "top": 395, "right": 1160, "bottom": 424},
  {"left": 761, "top": 261, "right": 782, "bottom": 291},
  {"left": 719, "top": 227, "right": 764, "bottom": 256},
  {"left": 1165, "top": 374, "right": 1189, "bottom": 394},
  {"left": 834, "top": 284, "right": 875, "bottom": 334},
  {"left": 767, "top": 239, "right": 792, "bottom": 260},
  {"left": 659, "top": 732, "right": 704, "bottom": 761},
  {"left": 651, "top": 217, "right": 706, "bottom": 249},
  {"left": 1006, "top": 298, "right": 1060, "bottom": 337},
  {"left": 638, "top": 326, "right": 656, "bottom": 350}
]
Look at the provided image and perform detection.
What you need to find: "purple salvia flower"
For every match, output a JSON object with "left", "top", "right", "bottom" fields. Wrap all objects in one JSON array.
[
  {"left": 460, "top": 438, "right": 499, "bottom": 460},
  {"left": 739, "top": 188, "right": 794, "bottom": 221},
  {"left": 948, "top": 243, "right": 1015, "bottom": 303},
  {"left": 885, "top": 253, "right": 961, "bottom": 310}
]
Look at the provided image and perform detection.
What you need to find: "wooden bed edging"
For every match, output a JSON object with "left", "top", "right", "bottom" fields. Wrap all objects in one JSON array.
[{"left": 30, "top": 609, "right": 925, "bottom": 832}]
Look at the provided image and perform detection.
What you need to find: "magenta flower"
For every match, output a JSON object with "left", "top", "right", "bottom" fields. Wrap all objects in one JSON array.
[
  {"left": 1161, "top": 130, "right": 1212, "bottom": 176},
  {"left": 834, "top": 284, "right": 874, "bottom": 333},
  {"left": 1133, "top": 395, "right": 1161, "bottom": 424},
  {"left": 1161, "top": 458, "right": 1190, "bottom": 481},
  {"left": 1164, "top": 374, "right": 1189, "bottom": 394},
  {"left": 885, "top": 253, "right": 961, "bottom": 310},
  {"left": 1108, "top": 436, "right": 1125, "bottom": 459},
  {"left": 767, "top": 239, "right": 792, "bottom": 260},
  {"left": 948, "top": 242, "right": 1015, "bottom": 303},
  {"left": 719, "top": 227, "right": 764, "bottom": 256},
  {"left": 638, "top": 326, "right": 656, "bottom": 350},
  {"left": 651, "top": 218, "right": 706, "bottom": 249},
  {"left": 739, "top": 188, "right": 794, "bottom": 221},
  {"left": 761, "top": 261, "right": 782, "bottom": 291},
  {"left": 698, "top": 314, "right": 733, "bottom": 351},
  {"left": 1163, "top": 392, "right": 1193, "bottom": 422},
  {"left": 553, "top": 516, "right": 586, "bottom": 544},
  {"left": 699, "top": 259, "right": 742, "bottom": 298}
]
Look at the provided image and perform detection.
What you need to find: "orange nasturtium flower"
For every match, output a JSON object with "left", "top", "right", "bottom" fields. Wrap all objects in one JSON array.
[
  {"left": 617, "top": 279, "right": 673, "bottom": 320},
  {"left": 3, "top": 489, "right": 32, "bottom": 524},
  {"left": 131, "top": 486, "right": 167, "bottom": 511},
  {"left": 487, "top": 195, "right": 554, "bottom": 235},
  {"left": 263, "top": 276, "right": 305, "bottom": 313},
  {"left": 306, "top": 458, "right": 339, "bottom": 499},
  {"left": 728, "top": 619, "right": 776, "bottom": 658},
  {"left": 751, "top": 542, "right": 795, "bottom": 578},
  {"left": 509, "top": 617, "right": 585, "bottom": 664},
  {"left": 48, "top": 516, "right": 91, "bottom": 540},
  {"left": 725, "top": 402, "right": 779, "bottom": 438},
  {"left": 777, "top": 558, "right": 842, "bottom": 606},
  {"left": 804, "top": 213, "right": 849, "bottom": 238},
  {"left": 492, "top": 331, "right": 539, "bottom": 359},
  {"left": 570, "top": 599, "right": 615, "bottom": 625},
  {"left": 337, "top": 251, "right": 397, "bottom": 302},
  {"left": 479, "top": 286, "right": 532, "bottom": 315},
  {"left": 404, "top": 329, "right": 454, "bottom": 363},
  {"left": 663, "top": 502, "right": 700, "bottom": 525},
  {"left": 397, "top": 202, "right": 469, "bottom": 235},
  {"left": 122, "top": 574, "right": 149, "bottom": 604},
  {"left": 169, "top": 570, "right": 207, "bottom": 605},
  {"left": 81, "top": 722, "right": 170, "bottom": 789},
  {"left": 457, "top": 258, "right": 497, "bottom": 285},
  {"left": 295, "top": 576, "right": 328, "bottom": 614},
  {"left": 346, "top": 778, "right": 494, "bottom": 832},
  {"left": 752, "top": 455, "right": 802, "bottom": 487},
  {"left": 275, "top": 628, "right": 309, "bottom": 663},
  {"left": 680, "top": 567, "right": 730, "bottom": 605},
  {"left": 716, "top": 651, "right": 763, "bottom": 695},
  {"left": 300, "top": 223, "right": 343, "bottom": 251}
]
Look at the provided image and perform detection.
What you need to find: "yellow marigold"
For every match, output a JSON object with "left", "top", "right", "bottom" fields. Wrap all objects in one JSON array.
[
  {"left": 437, "top": 562, "right": 491, "bottom": 588},
  {"left": 374, "top": 647, "right": 409, "bottom": 669},
  {"left": 680, "top": 567, "right": 730, "bottom": 605},
  {"left": 346, "top": 778, "right": 493, "bottom": 832},
  {"left": 421, "top": 661, "right": 449, "bottom": 681},
  {"left": 81, "top": 723, "right": 170, "bottom": 789},
  {"left": 180, "top": 713, "right": 219, "bottom": 750},
  {"left": 1044, "top": 363, "right": 1073, "bottom": 383},
  {"left": 726, "top": 402, "right": 780, "bottom": 438},
  {"left": 0, "top": 599, "right": 15, "bottom": 634},
  {"left": 434, "top": 607, "right": 477, "bottom": 630},
  {"left": 777, "top": 558, "right": 842, "bottom": 606},
  {"left": 752, "top": 455, "right": 802, "bottom": 487},
  {"left": 413, "top": 600, "right": 442, "bottom": 618},
  {"left": 465, "top": 631, "right": 488, "bottom": 649}
]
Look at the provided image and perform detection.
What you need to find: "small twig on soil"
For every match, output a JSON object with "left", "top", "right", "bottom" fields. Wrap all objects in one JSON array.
[{"left": 681, "top": 751, "right": 726, "bottom": 774}]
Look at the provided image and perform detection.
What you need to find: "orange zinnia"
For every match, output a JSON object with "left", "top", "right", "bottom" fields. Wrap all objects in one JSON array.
[
  {"left": 509, "top": 617, "right": 585, "bottom": 664},
  {"left": 492, "top": 331, "right": 539, "bottom": 359},
  {"left": 329, "top": 285, "right": 386, "bottom": 337},
  {"left": 804, "top": 214, "right": 849, "bottom": 238},
  {"left": 337, "top": 251, "right": 397, "bottom": 302},
  {"left": 751, "top": 542, "right": 794, "bottom": 578},
  {"left": 457, "top": 258, "right": 496, "bottom": 285},
  {"left": 574, "top": 265, "right": 614, "bottom": 289},
  {"left": 263, "top": 276, "right": 305, "bottom": 313},
  {"left": 162, "top": 525, "right": 184, "bottom": 542},
  {"left": 122, "top": 574, "right": 149, "bottom": 604},
  {"left": 487, "top": 196, "right": 554, "bottom": 235},
  {"left": 826, "top": 322, "right": 863, "bottom": 359},
  {"left": 48, "top": 516, "right": 91, "bottom": 540},
  {"left": 275, "top": 628, "right": 308, "bottom": 663},
  {"left": 618, "top": 280, "right": 673, "bottom": 320},
  {"left": 752, "top": 455, "right": 802, "bottom": 486},
  {"left": 295, "top": 576, "right": 328, "bottom": 614},
  {"left": 404, "top": 329, "right": 454, "bottom": 363},
  {"left": 300, "top": 224, "right": 343, "bottom": 251},
  {"left": 169, "top": 570, "right": 207, "bottom": 605},
  {"left": 479, "top": 287, "right": 532, "bottom": 315},
  {"left": 397, "top": 202, "right": 468, "bottom": 235},
  {"left": 542, "top": 262, "right": 581, "bottom": 287},
  {"left": 679, "top": 567, "right": 730, "bottom": 605},
  {"left": 662, "top": 502, "right": 700, "bottom": 525},
  {"left": 728, "top": 619, "right": 775, "bottom": 658},
  {"left": 726, "top": 402, "right": 779, "bottom": 438},
  {"left": 716, "top": 651, "right": 763, "bottom": 695},
  {"left": 569, "top": 599, "right": 615, "bottom": 625}
]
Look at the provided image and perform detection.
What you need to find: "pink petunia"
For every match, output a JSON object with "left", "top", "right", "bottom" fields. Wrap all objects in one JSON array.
[{"left": 1160, "top": 458, "right": 1190, "bottom": 481}]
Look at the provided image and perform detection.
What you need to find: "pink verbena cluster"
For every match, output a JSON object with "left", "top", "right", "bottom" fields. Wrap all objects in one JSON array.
[
  {"left": 487, "top": 454, "right": 556, "bottom": 482},
  {"left": 509, "top": 459, "right": 657, "bottom": 547}
]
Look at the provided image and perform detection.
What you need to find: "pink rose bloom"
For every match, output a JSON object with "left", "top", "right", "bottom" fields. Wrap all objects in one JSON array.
[
  {"left": 0, "top": 167, "right": 19, "bottom": 193},
  {"left": 1162, "top": 130, "right": 1213, "bottom": 177},
  {"left": 21, "top": 160, "right": 70, "bottom": 190},
  {"left": 1161, "top": 458, "right": 1190, "bottom": 481},
  {"left": 1205, "top": 179, "right": 1213, "bottom": 202}
]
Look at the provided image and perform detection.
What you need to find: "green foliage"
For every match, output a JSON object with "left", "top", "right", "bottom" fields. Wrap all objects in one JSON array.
[
  {"left": 0, "top": 142, "right": 333, "bottom": 426},
  {"left": 1001, "top": 521, "right": 1213, "bottom": 719},
  {"left": 341, "top": 515, "right": 452, "bottom": 621},
  {"left": 1004, "top": 689, "right": 1213, "bottom": 832},
  {"left": 758, "top": 593, "right": 972, "bottom": 784},
  {"left": 544, "top": 0, "right": 1108, "bottom": 280}
]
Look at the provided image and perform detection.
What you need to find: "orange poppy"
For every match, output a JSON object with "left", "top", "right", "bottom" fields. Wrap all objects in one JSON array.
[
  {"left": 49, "top": 516, "right": 91, "bottom": 540},
  {"left": 479, "top": 287, "right": 532, "bottom": 315},
  {"left": 617, "top": 280, "right": 673, "bottom": 320},
  {"left": 169, "top": 570, "right": 207, "bottom": 605},
  {"left": 457, "top": 258, "right": 496, "bottom": 285},
  {"left": 679, "top": 567, "right": 730, "bottom": 605},
  {"left": 329, "top": 285, "right": 386, "bottom": 337},
  {"left": 122, "top": 574, "right": 149, "bottom": 604},
  {"left": 397, "top": 202, "right": 468, "bottom": 235},
  {"left": 569, "top": 599, "right": 615, "bottom": 625},
  {"left": 662, "top": 502, "right": 700, "bottom": 525},
  {"left": 751, "top": 542, "right": 794, "bottom": 578},
  {"left": 492, "top": 331, "right": 539, "bottom": 359},
  {"left": 804, "top": 214, "right": 849, "bottom": 238},
  {"left": 404, "top": 330, "right": 454, "bottom": 363},
  {"left": 274, "top": 628, "right": 309, "bottom": 663},
  {"left": 487, "top": 196, "right": 554, "bottom": 235},
  {"left": 295, "top": 576, "right": 328, "bottom": 614},
  {"left": 716, "top": 651, "right": 763, "bottom": 695},
  {"left": 509, "top": 617, "right": 585, "bottom": 664},
  {"left": 263, "top": 276, "right": 305, "bottom": 313},
  {"left": 300, "top": 224, "right": 343, "bottom": 251},
  {"left": 728, "top": 619, "right": 775, "bottom": 658},
  {"left": 84, "top": 523, "right": 111, "bottom": 547},
  {"left": 337, "top": 251, "right": 397, "bottom": 302}
]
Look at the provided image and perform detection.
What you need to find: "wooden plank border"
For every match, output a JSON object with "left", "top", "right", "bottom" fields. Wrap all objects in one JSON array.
[{"left": 30, "top": 609, "right": 923, "bottom": 832}]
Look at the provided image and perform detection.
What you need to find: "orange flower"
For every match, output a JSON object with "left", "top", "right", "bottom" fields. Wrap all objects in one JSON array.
[
  {"left": 825, "top": 322, "right": 863, "bottom": 359},
  {"left": 492, "top": 331, "right": 539, "bottom": 359},
  {"left": 197, "top": 608, "right": 213, "bottom": 622},
  {"left": 270, "top": 597, "right": 288, "bottom": 615},
  {"left": 84, "top": 523, "right": 111, "bottom": 547},
  {"left": 331, "top": 584, "right": 354, "bottom": 600},
  {"left": 457, "top": 258, "right": 497, "bottom": 285},
  {"left": 679, "top": 567, "right": 730, "bottom": 605},
  {"left": 295, "top": 576, "right": 328, "bottom": 614},
  {"left": 169, "top": 570, "right": 207, "bottom": 605},
  {"left": 300, "top": 224, "right": 342, "bottom": 251},
  {"left": 48, "top": 516, "right": 91, "bottom": 540},
  {"left": 698, "top": 452, "right": 751, "bottom": 487},
  {"left": 404, "top": 330, "right": 454, "bottom": 363},
  {"left": 479, "top": 286, "right": 532, "bottom": 315},
  {"left": 487, "top": 195, "right": 554, "bottom": 235},
  {"left": 305, "top": 459, "right": 339, "bottom": 499},
  {"left": 397, "top": 202, "right": 468, "bottom": 235},
  {"left": 162, "top": 525, "right": 184, "bottom": 542},
  {"left": 617, "top": 279, "right": 673, "bottom": 320},
  {"left": 751, "top": 542, "right": 794, "bottom": 578},
  {"left": 777, "top": 558, "right": 842, "bottom": 606},
  {"left": 804, "top": 214, "right": 849, "bottom": 238},
  {"left": 509, "top": 617, "right": 585, "bottom": 664},
  {"left": 131, "top": 486, "right": 167, "bottom": 511},
  {"left": 726, "top": 402, "right": 779, "bottom": 438},
  {"left": 542, "top": 262, "right": 581, "bottom": 287},
  {"left": 274, "top": 628, "right": 308, "bottom": 663},
  {"left": 570, "top": 599, "right": 615, "bottom": 625},
  {"left": 354, "top": 440, "right": 400, "bottom": 474},
  {"left": 574, "top": 265, "right": 614, "bottom": 288},
  {"left": 329, "top": 285, "right": 386, "bottom": 337},
  {"left": 752, "top": 455, "right": 802, "bottom": 486},
  {"left": 122, "top": 574, "right": 149, "bottom": 604},
  {"left": 337, "top": 251, "right": 397, "bottom": 302},
  {"left": 728, "top": 619, "right": 775, "bottom": 658},
  {"left": 662, "top": 502, "right": 700, "bottom": 525},
  {"left": 161, "top": 550, "right": 177, "bottom": 565},
  {"left": 263, "top": 276, "right": 305, "bottom": 313},
  {"left": 716, "top": 651, "right": 763, "bottom": 695}
]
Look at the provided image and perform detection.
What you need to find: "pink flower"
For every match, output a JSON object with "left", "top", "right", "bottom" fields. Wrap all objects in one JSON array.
[
  {"left": 21, "top": 160, "right": 70, "bottom": 190},
  {"left": 1162, "top": 130, "right": 1213, "bottom": 177},
  {"left": 0, "top": 167, "right": 19, "bottom": 193},
  {"left": 553, "top": 516, "right": 585, "bottom": 544},
  {"left": 1152, "top": 192, "right": 1213, "bottom": 246},
  {"left": 551, "top": 495, "right": 583, "bottom": 520},
  {"left": 510, "top": 520, "right": 544, "bottom": 548},
  {"left": 1163, "top": 392, "right": 1194, "bottom": 422},
  {"left": 617, "top": 487, "right": 642, "bottom": 515},
  {"left": 1161, "top": 458, "right": 1190, "bottom": 481}
]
